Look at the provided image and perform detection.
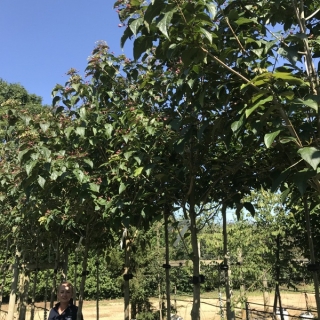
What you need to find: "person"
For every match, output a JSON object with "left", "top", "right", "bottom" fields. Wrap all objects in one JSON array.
[{"left": 48, "top": 281, "right": 83, "bottom": 320}]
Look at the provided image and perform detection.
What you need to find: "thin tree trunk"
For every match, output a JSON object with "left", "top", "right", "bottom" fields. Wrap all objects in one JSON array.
[
  {"left": 30, "top": 270, "right": 38, "bottom": 320},
  {"left": 63, "top": 247, "right": 69, "bottom": 281},
  {"left": 164, "top": 212, "right": 171, "bottom": 320},
  {"left": 263, "top": 271, "right": 269, "bottom": 313},
  {"left": 123, "top": 232, "right": 130, "bottom": 320},
  {"left": 303, "top": 196, "right": 320, "bottom": 318},
  {"left": 50, "top": 238, "right": 60, "bottom": 308},
  {"left": 18, "top": 268, "right": 29, "bottom": 320},
  {"left": 158, "top": 280, "right": 163, "bottom": 320},
  {"left": 77, "top": 225, "right": 90, "bottom": 320},
  {"left": 273, "top": 235, "right": 284, "bottom": 320},
  {"left": 157, "top": 226, "right": 163, "bottom": 320},
  {"left": 0, "top": 237, "right": 10, "bottom": 311},
  {"left": 96, "top": 260, "right": 100, "bottom": 320},
  {"left": 222, "top": 204, "right": 234, "bottom": 320},
  {"left": 7, "top": 247, "right": 21, "bottom": 320},
  {"left": 44, "top": 270, "right": 49, "bottom": 320},
  {"left": 190, "top": 187, "right": 201, "bottom": 320},
  {"left": 74, "top": 249, "right": 79, "bottom": 306}
]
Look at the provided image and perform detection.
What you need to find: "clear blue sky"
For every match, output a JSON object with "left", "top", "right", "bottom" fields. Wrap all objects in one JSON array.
[{"left": 0, "top": 0, "right": 133, "bottom": 105}]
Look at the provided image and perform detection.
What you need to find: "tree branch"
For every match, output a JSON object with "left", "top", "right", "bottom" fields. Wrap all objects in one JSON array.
[{"left": 306, "top": 8, "right": 320, "bottom": 20}]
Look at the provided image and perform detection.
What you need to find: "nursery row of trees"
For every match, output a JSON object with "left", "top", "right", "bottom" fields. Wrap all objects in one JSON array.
[
  {"left": 1, "top": 0, "right": 320, "bottom": 319},
  {"left": 0, "top": 186, "right": 312, "bottom": 314}
]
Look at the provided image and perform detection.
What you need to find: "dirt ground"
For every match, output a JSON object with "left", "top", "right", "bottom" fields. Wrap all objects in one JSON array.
[{"left": 0, "top": 292, "right": 317, "bottom": 320}]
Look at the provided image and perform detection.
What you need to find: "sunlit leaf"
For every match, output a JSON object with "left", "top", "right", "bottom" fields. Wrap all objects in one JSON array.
[
  {"left": 298, "top": 147, "right": 320, "bottom": 170},
  {"left": 157, "top": 10, "right": 174, "bottom": 39},
  {"left": 119, "top": 182, "right": 127, "bottom": 194},
  {"left": 38, "top": 175, "right": 46, "bottom": 189},
  {"left": 134, "top": 167, "right": 144, "bottom": 176},
  {"left": 40, "top": 123, "right": 50, "bottom": 133},
  {"left": 264, "top": 130, "right": 281, "bottom": 148}
]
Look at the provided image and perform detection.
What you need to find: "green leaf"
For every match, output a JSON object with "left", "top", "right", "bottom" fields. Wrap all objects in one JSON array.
[
  {"left": 235, "top": 17, "right": 255, "bottom": 25},
  {"left": 278, "top": 47, "right": 299, "bottom": 66},
  {"left": 40, "top": 146, "right": 51, "bottom": 159},
  {"left": 89, "top": 183, "right": 100, "bottom": 193},
  {"left": 157, "top": 11, "right": 174, "bottom": 39},
  {"left": 38, "top": 175, "right": 46, "bottom": 189},
  {"left": 72, "top": 83, "right": 80, "bottom": 91},
  {"left": 134, "top": 156, "right": 142, "bottom": 165},
  {"left": 228, "top": 9, "right": 238, "bottom": 21},
  {"left": 79, "top": 107, "right": 86, "bottom": 119},
  {"left": 96, "top": 197, "right": 107, "bottom": 206},
  {"left": 74, "top": 169, "right": 85, "bottom": 183},
  {"left": 50, "top": 171, "right": 59, "bottom": 181},
  {"left": 26, "top": 160, "right": 37, "bottom": 176},
  {"left": 279, "top": 136, "right": 297, "bottom": 144},
  {"left": 293, "top": 98, "right": 318, "bottom": 111},
  {"left": 121, "top": 27, "right": 134, "bottom": 48},
  {"left": 245, "top": 96, "right": 273, "bottom": 118},
  {"left": 271, "top": 167, "right": 291, "bottom": 192},
  {"left": 134, "top": 167, "right": 144, "bottom": 176},
  {"left": 18, "top": 149, "right": 33, "bottom": 163},
  {"left": 104, "top": 123, "right": 113, "bottom": 138},
  {"left": 273, "top": 72, "right": 307, "bottom": 85},
  {"left": 206, "top": 3, "right": 217, "bottom": 18},
  {"left": 133, "top": 35, "right": 151, "bottom": 61},
  {"left": 119, "top": 182, "right": 126, "bottom": 194},
  {"left": 181, "top": 48, "right": 199, "bottom": 65},
  {"left": 65, "top": 127, "right": 73, "bottom": 139},
  {"left": 231, "top": 114, "right": 245, "bottom": 133},
  {"left": 243, "top": 202, "right": 255, "bottom": 217},
  {"left": 76, "top": 127, "right": 85, "bottom": 137},
  {"left": 40, "top": 123, "right": 50, "bottom": 133},
  {"left": 200, "top": 27, "right": 212, "bottom": 44},
  {"left": 292, "top": 169, "right": 315, "bottom": 195},
  {"left": 129, "top": 17, "right": 144, "bottom": 36},
  {"left": 52, "top": 95, "right": 61, "bottom": 107},
  {"left": 298, "top": 147, "right": 320, "bottom": 170},
  {"left": 145, "top": 0, "right": 163, "bottom": 24},
  {"left": 281, "top": 188, "right": 291, "bottom": 203},
  {"left": 264, "top": 130, "right": 281, "bottom": 148},
  {"left": 251, "top": 48, "right": 264, "bottom": 58},
  {"left": 84, "top": 159, "right": 93, "bottom": 168}
]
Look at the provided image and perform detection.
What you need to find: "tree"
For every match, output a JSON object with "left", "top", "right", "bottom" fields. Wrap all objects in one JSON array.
[{"left": 115, "top": 0, "right": 320, "bottom": 318}]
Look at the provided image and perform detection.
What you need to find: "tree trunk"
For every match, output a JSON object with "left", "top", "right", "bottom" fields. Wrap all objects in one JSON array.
[
  {"left": 263, "top": 271, "right": 269, "bottom": 313},
  {"left": 7, "top": 247, "right": 21, "bottom": 320},
  {"left": 0, "top": 237, "right": 9, "bottom": 311},
  {"left": 50, "top": 238, "right": 60, "bottom": 308},
  {"left": 63, "top": 247, "right": 69, "bottom": 281},
  {"left": 30, "top": 270, "right": 39, "bottom": 320},
  {"left": 222, "top": 204, "right": 234, "bottom": 320},
  {"left": 157, "top": 226, "right": 163, "bottom": 320},
  {"left": 77, "top": 225, "right": 89, "bottom": 320},
  {"left": 164, "top": 212, "right": 171, "bottom": 320},
  {"left": 190, "top": 187, "right": 201, "bottom": 320},
  {"left": 273, "top": 235, "right": 284, "bottom": 320},
  {"left": 123, "top": 232, "right": 130, "bottom": 320},
  {"left": 74, "top": 249, "right": 79, "bottom": 306},
  {"left": 18, "top": 269, "right": 29, "bottom": 320},
  {"left": 303, "top": 196, "right": 320, "bottom": 318},
  {"left": 44, "top": 270, "right": 49, "bottom": 320},
  {"left": 96, "top": 260, "right": 100, "bottom": 320}
]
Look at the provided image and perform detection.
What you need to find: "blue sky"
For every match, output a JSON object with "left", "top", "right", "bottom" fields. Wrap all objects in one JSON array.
[{"left": 0, "top": 0, "right": 133, "bottom": 105}]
